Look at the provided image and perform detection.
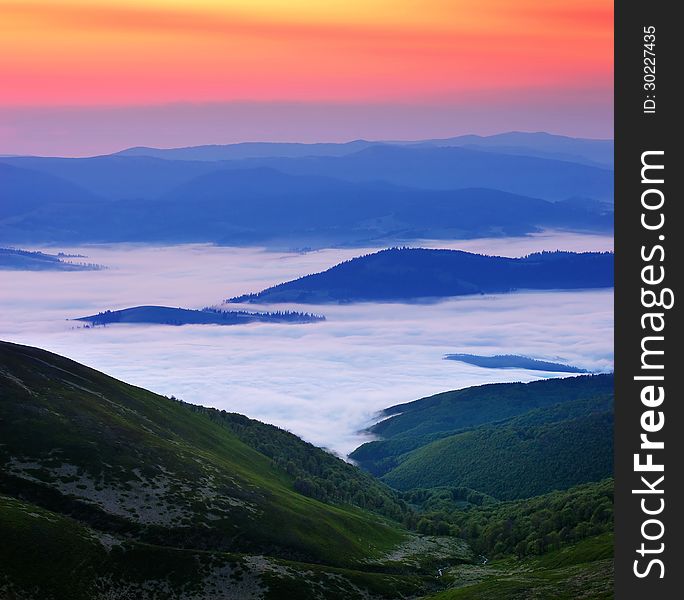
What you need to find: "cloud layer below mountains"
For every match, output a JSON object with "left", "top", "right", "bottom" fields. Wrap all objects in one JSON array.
[{"left": 0, "top": 233, "right": 613, "bottom": 455}]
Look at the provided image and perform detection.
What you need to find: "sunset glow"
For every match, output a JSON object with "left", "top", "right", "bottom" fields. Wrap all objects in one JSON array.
[{"left": 0, "top": 0, "right": 613, "bottom": 154}]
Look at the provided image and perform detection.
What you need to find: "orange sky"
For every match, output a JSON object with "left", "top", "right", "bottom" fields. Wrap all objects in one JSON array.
[
  {"left": 0, "top": 0, "right": 613, "bottom": 154},
  {"left": 1, "top": 0, "right": 612, "bottom": 106}
]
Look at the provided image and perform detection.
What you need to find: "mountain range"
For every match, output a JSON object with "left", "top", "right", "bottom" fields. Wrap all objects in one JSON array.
[
  {"left": 0, "top": 133, "right": 613, "bottom": 247},
  {"left": 219, "top": 145, "right": 612, "bottom": 201},
  {"left": 113, "top": 132, "right": 613, "bottom": 167}
]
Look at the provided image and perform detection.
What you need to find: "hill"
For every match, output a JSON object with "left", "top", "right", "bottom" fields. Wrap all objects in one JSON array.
[
  {"left": 0, "top": 248, "right": 103, "bottom": 271},
  {"left": 0, "top": 155, "right": 222, "bottom": 200},
  {"left": 426, "top": 543, "right": 613, "bottom": 600},
  {"left": 0, "top": 341, "right": 469, "bottom": 599},
  {"left": 350, "top": 375, "right": 613, "bottom": 478},
  {"left": 421, "top": 484, "right": 613, "bottom": 599},
  {"left": 381, "top": 397, "right": 613, "bottom": 498},
  {"left": 0, "top": 163, "right": 99, "bottom": 220},
  {"left": 228, "top": 248, "right": 614, "bottom": 304},
  {"left": 75, "top": 306, "right": 324, "bottom": 327},
  {"left": 404, "top": 479, "right": 613, "bottom": 558}
]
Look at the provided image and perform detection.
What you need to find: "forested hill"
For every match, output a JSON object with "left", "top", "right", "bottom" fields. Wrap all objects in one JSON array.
[
  {"left": 228, "top": 248, "right": 614, "bottom": 304},
  {"left": 0, "top": 247, "right": 102, "bottom": 271},
  {"left": 367, "top": 374, "right": 614, "bottom": 439},
  {"left": 381, "top": 397, "right": 613, "bottom": 499},
  {"left": 350, "top": 375, "right": 614, "bottom": 500}
]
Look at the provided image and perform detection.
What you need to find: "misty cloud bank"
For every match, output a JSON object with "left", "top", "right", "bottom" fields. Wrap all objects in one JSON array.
[{"left": 0, "top": 234, "right": 613, "bottom": 455}]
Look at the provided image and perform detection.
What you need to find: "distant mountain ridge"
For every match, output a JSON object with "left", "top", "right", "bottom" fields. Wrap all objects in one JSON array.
[
  {"left": 228, "top": 248, "right": 614, "bottom": 304},
  {"left": 115, "top": 139, "right": 377, "bottom": 161},
  {"left": 1, "top": 131, "right": 613, "bottom": 246},
  {"left": 414, "top": 132, "right": 613, "bottom": 167},
  {"left": 112, "top": 132, "right": 613, "bottom": 167},
  {"left": 222, "top": 144, "right": 613, "bottom": 202},
  {"left": 0, "top": 165, "right": 612, "bottom": 246},
  {"left": 0, "top": 145, "right": 613, "bottom": 205}
]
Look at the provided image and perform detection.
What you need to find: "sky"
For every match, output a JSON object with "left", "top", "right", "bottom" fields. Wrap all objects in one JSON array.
[
  {"left": 0, "top": 0, "right": 613, "bottom": 156},
  {"left": 0, "top": 233, "right": 614, "bottom": 455}
]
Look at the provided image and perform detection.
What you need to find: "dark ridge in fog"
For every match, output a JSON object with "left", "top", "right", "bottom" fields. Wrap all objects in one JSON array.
[
  {"left": 443, "top": 353, "right": 588, "bottom": 373},
  {"left": 76, "top": 305, "right": 324, "bottom": 327},
  {"left": 228, "top": 248, "right": 615, "bottom": 304},
  {"left": 0, "top": 247, "right": 104, "bottom": 271}
]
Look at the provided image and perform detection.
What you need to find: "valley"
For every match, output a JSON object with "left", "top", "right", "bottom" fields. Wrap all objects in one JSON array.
[{"left": 0, "top": 341, "right": 613, "bottom": 599}]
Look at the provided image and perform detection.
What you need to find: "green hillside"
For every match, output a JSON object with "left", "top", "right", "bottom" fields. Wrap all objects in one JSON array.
[
  {"left": 0, "top": 341, "right": 466, "bottom": 599},
  {"left": 0, "top": 493, "right": 438, "bottom": 600},
  {"left": 382, "top": 397, "right": 613, "bottom": 499},
  {"left": 405, "top": 479, "right": 613, "bottom": 558},
  {"left": 350, "top": 375, "right": 613, "bottom": 478},
  {"left": 406, "top": 481, "right": 613, "bottom": 599},
  {"left": 426, "top": 533, "right": 613, "bottom": 600},
  {"left": 183, "top": 408, "right": 409, "bottom": 521},
  {"left": 0, "top": 341, "right": 613, "bottom": 598}
]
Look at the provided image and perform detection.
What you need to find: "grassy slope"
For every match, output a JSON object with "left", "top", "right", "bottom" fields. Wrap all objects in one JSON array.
[
  {"left": 184, "top": 408, "right": 411, "bottom": 522},
  {"left": 381, "top": 397, "right": 613, "bottom": 498},
  {"left": 0, "top": 341, "right": 409, "bottom": 565},
  {"left": 412, "top": 479, "right": 613, "bottom": 559},
  {"left": 426, "top": 533, "right": 613, "bottom": 600},
  {"left": 350, "top": 375, "right": 613, "bottom": 479},
  {"left": 0, "top": 494, "right": 433, "bottom": 600}
]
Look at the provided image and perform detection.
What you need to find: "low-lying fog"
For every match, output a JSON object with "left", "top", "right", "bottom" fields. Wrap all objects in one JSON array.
[{"left": 1, "top": 231, "right": 614, "bottom": 456}]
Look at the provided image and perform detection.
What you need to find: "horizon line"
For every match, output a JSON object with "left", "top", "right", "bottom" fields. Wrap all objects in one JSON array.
[{"left": 0, "top": 129, "right": 614, "bottom": 160}]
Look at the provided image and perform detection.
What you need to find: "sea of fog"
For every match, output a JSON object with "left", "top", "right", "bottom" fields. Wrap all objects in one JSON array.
[{"left": 0, "top": 231, "right": 614, "bottom": 456}]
